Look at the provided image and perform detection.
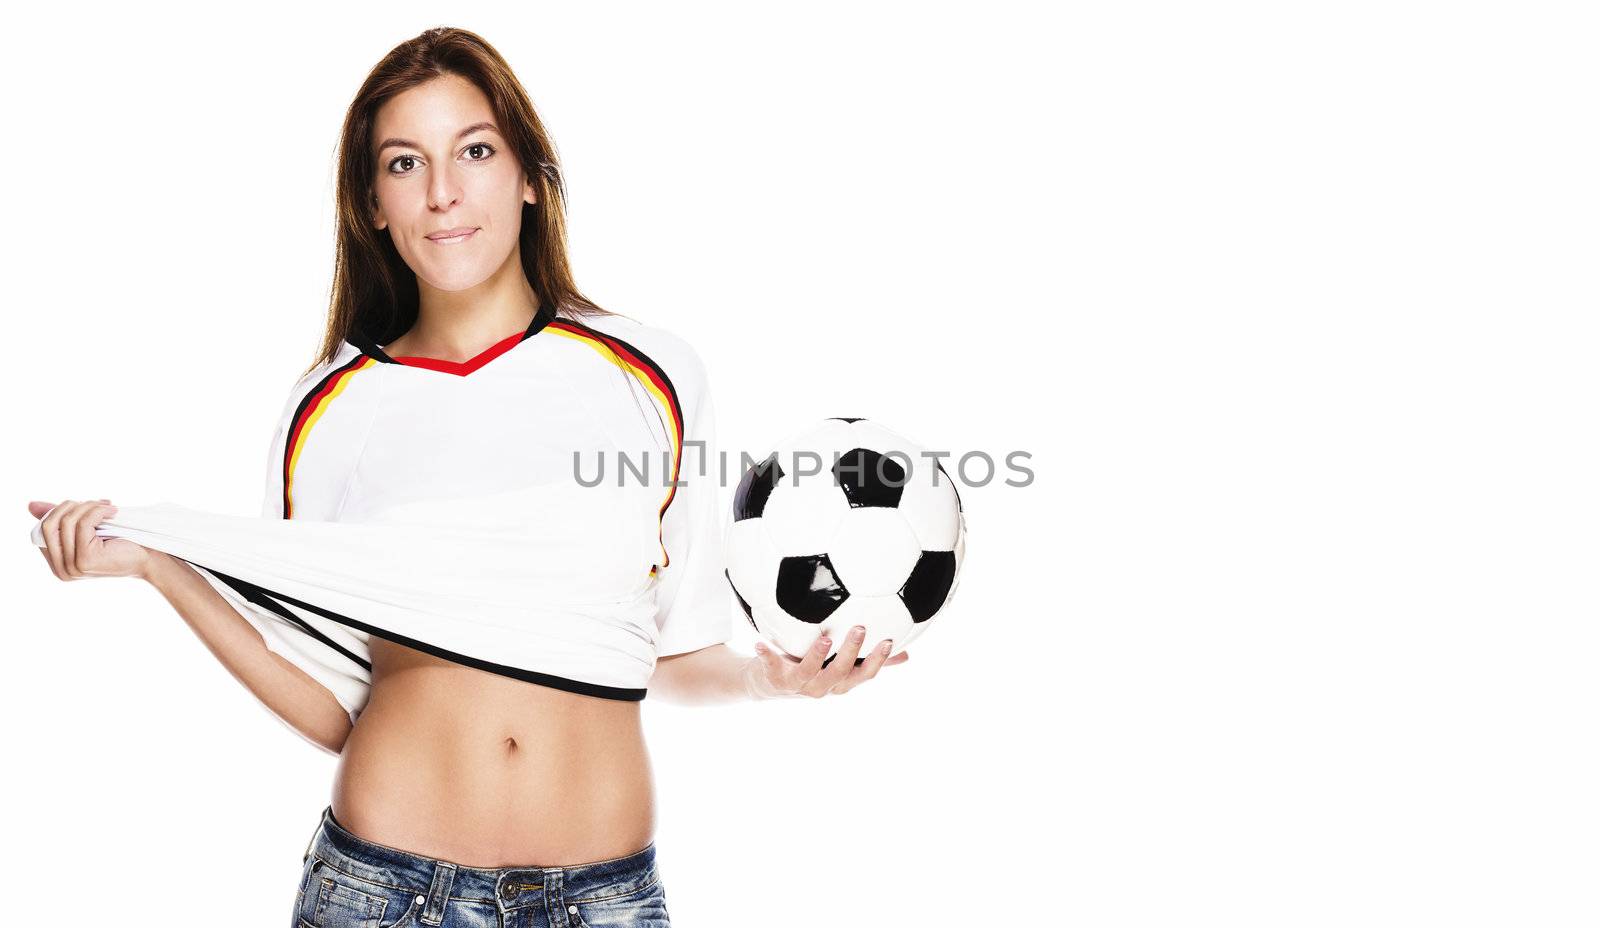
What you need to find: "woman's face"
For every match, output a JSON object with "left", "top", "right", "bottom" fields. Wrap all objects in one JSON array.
[{"left": 369, "top": 73, "right": 535, "bottom": 292}]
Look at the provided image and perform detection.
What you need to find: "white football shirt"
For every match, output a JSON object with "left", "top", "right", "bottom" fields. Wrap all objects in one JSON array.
[{"left": 40, "top": 305, "right": 734, "bottom": 724}]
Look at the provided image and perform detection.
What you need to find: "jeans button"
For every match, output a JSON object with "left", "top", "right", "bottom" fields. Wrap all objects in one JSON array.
[{"left": 500, "top": 882, "right": 516, "bottom": 900}]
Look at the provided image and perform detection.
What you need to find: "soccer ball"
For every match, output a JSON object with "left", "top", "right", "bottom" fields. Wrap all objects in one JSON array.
[{"left": 724, "top": 417, "right": 966, "bottom": 667}]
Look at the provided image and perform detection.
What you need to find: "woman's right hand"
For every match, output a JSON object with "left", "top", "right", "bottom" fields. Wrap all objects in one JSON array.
[{"left": 28, "top": 499, "right": 154, "bottom": 581}]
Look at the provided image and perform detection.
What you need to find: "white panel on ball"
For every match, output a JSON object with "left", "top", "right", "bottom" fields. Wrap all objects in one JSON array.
[
  {"left": 821, "top": 595, "right": 915, "bottom": 658},
  {"left": 725, "top": 517, "right": 783, "bottom": 609},
  {"left": 759, "top": 472, "right": 851, "bottom": 556},
  {"left": 756, "top": 603, "right": 820, "bottom": 660},
  {"left": 897, "top": 466, "right": 962, "bottom": 550},
  {"left": 825, "top": 507, "right": 922, "bottom": 597}
]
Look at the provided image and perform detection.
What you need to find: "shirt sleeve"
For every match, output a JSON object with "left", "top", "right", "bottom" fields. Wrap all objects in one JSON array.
[
  {"left": 652, "top": 347, "right": 735, "bottom": 657},
  {"left": 259, "top": 383, "right": 298, "bottom": 519},
  {"left": 224, "top": 375, "right": 369, "bottom": 725}
]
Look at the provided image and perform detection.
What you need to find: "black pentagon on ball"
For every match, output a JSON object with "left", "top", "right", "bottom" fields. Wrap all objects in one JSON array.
[
  {"left": 833, "top": 447, "right": 907, "bottom": 508},
  {"left": 725, "top": 568, "right": 759, "bottom": 631},
  {"left": 733, "top": 452, "right": 784, "bottom": 521},
  {"left": 775, "top": 553, "right": 850, "bottom": 622},
  {"left": 898, "top": 550, "right": 957, "bottom": 622}
]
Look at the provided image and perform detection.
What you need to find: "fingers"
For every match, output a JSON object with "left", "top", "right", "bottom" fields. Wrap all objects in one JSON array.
[
  {"left": 61, "top": 501, "right": 82, "bottom": 576},
  {"left": 37, "top": 499, "right": 115, "bottom": 581},
  {"left": 807, "top": 625, "right": 867, "bottom": 697},
  {"left": 834, "top": 637, "right": 896, "bottom": 694},
  {"left": 751, "top": 641, "right": 787, "bottom": 691},
  {"left": 794, "top": 630, "right": 832, "bottom": 683},
  {"left": 40, "top": 498, "right": 69, "bottom": 580},
  {"left": 756, "top": 639, "right": 804, "bottom": 665},
  {"left": 75, "top": 503, "right": 115, "bottom": 576},
  {"left": 759, "top": 628, "right": 911, "bottom": 700}
]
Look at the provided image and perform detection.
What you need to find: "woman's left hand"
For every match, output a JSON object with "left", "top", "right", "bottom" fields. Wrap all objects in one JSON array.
[{"left": 748, "top": 626, "right": 909, "bottom": 699}]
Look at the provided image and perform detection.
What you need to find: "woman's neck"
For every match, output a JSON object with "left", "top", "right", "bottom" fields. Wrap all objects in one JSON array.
[{"left": 386, "top": 259, "right": 541, "bottom": 361}]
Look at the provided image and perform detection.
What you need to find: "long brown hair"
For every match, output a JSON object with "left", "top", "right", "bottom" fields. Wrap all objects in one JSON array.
[{"left": 304, "top": 26, "right": 618, "bottom": 376}]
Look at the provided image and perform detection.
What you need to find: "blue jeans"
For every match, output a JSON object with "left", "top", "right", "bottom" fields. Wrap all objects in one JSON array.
[{"left": 293, "top": 805, "right": 671, "bottom": 927}]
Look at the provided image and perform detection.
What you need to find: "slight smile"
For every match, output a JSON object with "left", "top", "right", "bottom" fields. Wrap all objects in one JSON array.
[{"left": 426, "top": 227, "right": 479, "bottom": 244}]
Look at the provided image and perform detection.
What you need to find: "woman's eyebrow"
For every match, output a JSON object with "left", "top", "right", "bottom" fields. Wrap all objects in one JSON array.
[{"left": 377, "top": 121, "right": 500, "bottom": 154}]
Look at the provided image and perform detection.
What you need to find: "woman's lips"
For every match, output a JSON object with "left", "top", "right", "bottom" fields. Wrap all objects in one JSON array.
[{"left": 426, "top": 228, "right": 478, "bottom": 244}]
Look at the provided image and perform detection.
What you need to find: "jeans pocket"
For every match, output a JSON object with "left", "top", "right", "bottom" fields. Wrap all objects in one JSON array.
[
  {"left": 295, "top": 856, "right": 426, "bottom": 928},
  {"left": 567, "top": 874, "right": 670, "bottom": 928}
]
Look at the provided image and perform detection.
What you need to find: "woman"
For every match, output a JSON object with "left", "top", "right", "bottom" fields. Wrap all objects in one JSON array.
[{"left": 28, "top": 27, "right": 907, "bottom": 928}]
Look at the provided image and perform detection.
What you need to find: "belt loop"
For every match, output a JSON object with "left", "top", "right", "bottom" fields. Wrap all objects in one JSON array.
[
  {"left": 420, "top": 860, "right": 456, "bottom": 926},
  {"left": 545, "top": 869, "right": 566, "bottom": 927}
]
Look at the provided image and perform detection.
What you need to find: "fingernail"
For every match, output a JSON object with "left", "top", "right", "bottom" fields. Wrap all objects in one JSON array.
[
  {"left": 852, "top": 626, "right": 865, "bottom": 640},
  {"left": 818, "top": 637, "right": 831, "bottom": 649},
  {"left": 880, "top": 641, "right": 892, "bottom": 655}
]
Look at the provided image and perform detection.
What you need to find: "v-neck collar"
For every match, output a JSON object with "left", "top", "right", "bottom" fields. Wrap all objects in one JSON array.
[{"left": 350, "top": 299, "right": 557, "bottom": 377}]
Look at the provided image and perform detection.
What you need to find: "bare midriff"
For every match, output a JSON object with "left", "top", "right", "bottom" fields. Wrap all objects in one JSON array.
[{"left": 330, "top": 637, "right": 656, "bottom": 868}]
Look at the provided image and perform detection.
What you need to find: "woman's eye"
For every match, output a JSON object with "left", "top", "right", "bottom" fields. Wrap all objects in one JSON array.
[{"left": 386, "top": 143, "right": 492, "bottom": 175}]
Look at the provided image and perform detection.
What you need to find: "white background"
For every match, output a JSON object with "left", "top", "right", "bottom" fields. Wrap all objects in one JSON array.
[{"left": 3, "top": 2, "right": 1595, "bottom": 926}]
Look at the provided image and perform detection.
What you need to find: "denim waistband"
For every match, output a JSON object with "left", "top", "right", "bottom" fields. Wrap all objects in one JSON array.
[{"left": 304, "top": 805, "right": 660, "bottom": 915}]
